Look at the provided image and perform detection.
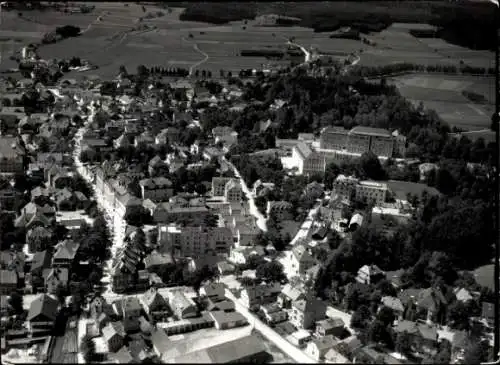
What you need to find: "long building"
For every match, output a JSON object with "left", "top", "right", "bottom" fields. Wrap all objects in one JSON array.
[
  {"left": 158, "top": 225, "right": 233, "bottom": 258},
  {"left": 320, "top": 126, "right": 406, "bottom": 158},
  {"left": 332, "top": 175, "right": 388, "bottom": 205}
]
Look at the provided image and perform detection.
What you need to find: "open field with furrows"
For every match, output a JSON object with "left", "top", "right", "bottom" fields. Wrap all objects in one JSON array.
[
  {"left": 388, "top": 74, "right": 495, "bottom": 131},
  {"left": 359, "top": 24, "right": 494, "bottom": 68}
]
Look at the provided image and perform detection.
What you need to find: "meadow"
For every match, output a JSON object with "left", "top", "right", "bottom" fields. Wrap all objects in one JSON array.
[{"left": 388, "top": 74, "right": 495, "bottom": 131}]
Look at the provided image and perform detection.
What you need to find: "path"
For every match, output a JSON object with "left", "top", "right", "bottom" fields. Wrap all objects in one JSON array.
[
  {"left": 80, "top": 11, "right": 106, "bottom": 34},
  {"left": 225, "top": 289, "right": 316, "bottom": 364},
  {"left": 222, "top": 156, "right": 267, "bottom": 232},
  {"left": 182, "top": 36, "right": 209, "bottom": 76}
]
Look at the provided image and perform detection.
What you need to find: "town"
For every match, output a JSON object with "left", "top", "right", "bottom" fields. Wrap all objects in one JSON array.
[{"left": 0, "top": 2, "right": 498, "bottom": 364}]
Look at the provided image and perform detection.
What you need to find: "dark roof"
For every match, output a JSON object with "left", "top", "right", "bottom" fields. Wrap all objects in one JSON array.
[
  {"left": 349, "top": 126, "right": 391, "bottom": 137},
  {"left": 27, "top": 294, "right": 59, "bottom": 321},
  {"left": 31, "top": 250, "right": 52, "bottom": 272}
]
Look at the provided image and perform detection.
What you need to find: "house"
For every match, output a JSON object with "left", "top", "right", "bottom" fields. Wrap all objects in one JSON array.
[
  {"left": 278, "top": 283, "right": 306, "bottom": 309},
  {"left": 287, "top": 329, "right": 312, "bottom": 348},
  {"left": 52, "top": 240, "right": 80, "bottom": 267},
  {"left": 151, "top": 329, "right": 172, "bottom": 358},
  {"left": 380, "top": 296, "right": 405, "bottom": 321},
  {"left": 30, "top": 250, "right": 52, "bottom": 278},
  {"left": 139, "top": 177, "right": 173, "bottom": 201},
  {"left": 43, "top": 268, "right": 69, "bottom": 294},
  {"left": 454, "top": 288, "right": 473, "bottom": 303},
  {"left": 316, "top": 317, "right": 345, "bottom": 338},
  {"left": 325, "top": 348, "right": 351, "bottom": 363},
  {"left": 148, "top": 155, "right": 167, "bottom": 176},
  {"left": 144, "top": 250, "right": 174, "bottom": 273},
  {"left": 209, "top": 311, "right": 248, "bottom": 330},
  {"left": 240, "top": 283, "right": 281, "bottom": 311},
  {"left": 482, "top": 302, "right": 494, "bottom": 327},
  {"left": 252, "top": 180, "right": 275, "bottom": 197},
  {"left": 212, "top": 177, "right": 231, "bottom": 196},
  {"left": 289, "top": 296, "right": 327, "bottom": 330},
  {"left": 141, "top": 288, "right": 170, "bottom": 322},
  {"left": 169, "top": 335, "right": 271, "bottom": 364},
  {"left": 224, "top": 179, "right": 242, "bottom": 203},
  {"left": 212, "top": 126, "right": 238, "bottom": 147},
  {"left": 206, "top": 298, "right": 235, "bottom": 312},
  {"left": 27, "top": 294, "right": 59, "bottom": 335},
  {"left": 26, "top": 226, "right": 53, "bottom": 253},
  {"left": 400, "top": 287, "right": 448, "bottom": 324},
  {"left": 260, "top": 303, "right": 288, "bottom": 325},
  {"left": 89, "top": 295, "right": 113, "bottom": 320},
  {"left": 354, "top": 345, "right": 394, "bottom": 364},
  {"left": 394, "top": 320, "right": 439, "bottom": 355},
  {"left": 356, "top": 264, "right": 385, "bottom": 285},
  {"left": 306, "top": 335, "right": 338, "bottom": 361},
  {"left": 0, "top": 185, "right": 22, "bottom": 211},
  {"left": 168, "top": 290, "right": 198, "bottom": 319},
  {"left": 200, "top": 283, "right": 225, "bottom": 302},
  {"left": 0, "top": 270, "right": 17, "bottom": 294},
  {"left": 268, "top": 201, "right": 294, "bottom": 221},
  {"left": 385, "top": 269, "right": 405, "bottom": 290},
  {"left": 281, "top": 244, "right": 316, "bottom": 279},
  {"left": 0, "top": 251, "right": 24, "bottom": 281},
  {"left": 102, "top": 322, "right": 125, "bottom": 353},
  {"left": 217, "top": 262, "right": 235, "bottom": 275},
  {"left": 111, "top": 346, "right": 134, "bottom": 364}
]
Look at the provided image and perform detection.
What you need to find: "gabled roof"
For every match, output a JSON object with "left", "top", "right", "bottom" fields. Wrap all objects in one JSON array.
[
  {"left": 27, "top": 294, "right": 59, "bottom": 321},
  {"left": 381, "top": 296, "right": 404, "bottom": 312},
  {"left": 281, "top": 283, "right": 306, "bottom": 302},
  {"left": 201, "top": 282, "right": 225, "bottom": 299},
  {"left": 0, "top": 270, "right": 17, "bottom": 285},
  {"left": 103, "top": 321, "right": 125, "bottom": 341},
  {"left": 311, "top": 334, "right": 338, "bottom": 351},
  {"left": 53, "top": 240, "right": 80, "bottom": 261},
  {"left": 142, "top": 288, "right": 167, "bottom": 309},
  {"left": 31, "top": 250, "right": 52, "bottom": 272},
  {"left": 151, "top": 329, "right": 171, "bottom": 353}
]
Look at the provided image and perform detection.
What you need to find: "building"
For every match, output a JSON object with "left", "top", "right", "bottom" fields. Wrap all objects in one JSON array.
[
  {"left": 355, "top": 180, "right": 388, "bottom": 205},
  {"left": 102, "top": 322, "right": 125, "bottom": 353},
  {"left": 158, "top": 225, "right": 233, "bottom": 258},
  {"left": 292, "top": 142, "right": 327, "bottom": 176},
  {"left": 289, "top": 296, "right": 327, "bottom": 330},
  {"left": 141, "top": 288, "right": 170, "bottom": 322},
  {"left": 200, "top": 283, "right": 225, "bottom": 302},
  {"left": 52, "top": 240, "right": 80, "bottom": 267},
  {"left": 212, "top": 177, "right": 231, "bottom": 197},
  {"left": 306, "top": 335, "right": 338, "bottom": 361},
  {"left": 281, "top": 244, "right": 317, "bottom": 279},
  {"left": 240, "top": 283, "right": 281, "bottom": 311},
  {"left": 320, "top": 126, "right": 403, "bottom": 158},
  {"left": 393, "top": 320, "right": 439, "bottom": 355},
  {"left": 138, "top": 177, "right": 173, "bottom": 202},
  {"left": 0, "top": 270, "right": 17, "bottom": 294},
  {"left": 224, "top": 179, "right": 242, "bottom": 203},
  {"left": 0, "top": 136, "right": 25, "bottom": 175},
  {"left": 151, "top": 329, "right": 172, "bottom": 358},
  {"left": 27, "top": 294, "right": 58, "bottom": 335},
  {"left": 148, "top": 202, "right": 209, "bottom": 224},
  {"left": 169, "top": 335, "right": 271, "bottom": 363},
  {"left": 44, "top": 268, "right": 68, "bottom": 294},
  {"left": 315, "top": 317, "right": 345, "bottom": 338},
  {"left": 356, "top": 264, "right": 385, "bottom": 285},
  {"left": 209, "top": 311, "right": 248, "bottom": 330},
  {"left": 168, "top": 290, "right": 198, "bottom": 319},
  {"left": 212, "top": 126, "right": 238, "bottom": 147},
  {"left": 268, "top": 201, "right": 294, "bottom": 221},
  {"left": 278, "top": 284, "right": 306, "bottom": 309}
]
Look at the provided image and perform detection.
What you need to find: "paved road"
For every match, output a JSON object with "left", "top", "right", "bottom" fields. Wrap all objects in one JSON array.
[
  {"left": 50, "top": 317, "right": 78, "bottom": 364},
  {"left": 223, "top": 157, "right": 268, "bottom": 232},
  {"left": 225, "top": 289, "right": 316, "bottom": 364}
]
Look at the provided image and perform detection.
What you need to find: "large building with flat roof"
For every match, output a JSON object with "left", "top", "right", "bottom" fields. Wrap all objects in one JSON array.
[{"left": 320, "top": 126, "right": 406, "bottom": 158}]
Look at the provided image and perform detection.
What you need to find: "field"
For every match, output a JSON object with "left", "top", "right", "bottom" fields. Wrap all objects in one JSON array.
[
  {"left": 0, "top": 3, "right": 494, "bottom": 86},
  {"left": 387, "top": 74, "right": 495, "bottom": 130}
]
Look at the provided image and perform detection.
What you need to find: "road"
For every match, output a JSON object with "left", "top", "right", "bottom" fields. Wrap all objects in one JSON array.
[
  {"left": 72, "top": 109, "right": 126, "bottom": 297},
  {"left": 222, "top": 157, "right": 267, "bottom": 232},
  {"left": 225, "top": 289, "right": 317, "bottom": 364},
  {"left": 50, "top": 317, "right": 78, "bottom": 364},
  {"left": 289, "top": 204, "right": 320, "bottom": 247}
]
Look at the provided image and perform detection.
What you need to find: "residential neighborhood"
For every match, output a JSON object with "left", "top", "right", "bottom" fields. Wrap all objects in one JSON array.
[{"left": 0, "top": 3, "right": 497, "bottom": 364}]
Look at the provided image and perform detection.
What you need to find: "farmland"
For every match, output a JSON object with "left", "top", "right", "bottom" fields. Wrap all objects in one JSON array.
[{"left": 387, "top": 74, "right": 495, "bottom": 131}]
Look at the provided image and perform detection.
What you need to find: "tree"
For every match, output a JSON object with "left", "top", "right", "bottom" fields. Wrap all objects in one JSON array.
[
  {"left": 255, "top": 261, "right": 286, "bottom": 283},
  {"left": 447, "top": 300, "right": 471, "bottom": 330},
  {"left": 359, "top": 151, "right": 386, "bottom": 180},
  {"left": 351, "top": 305, "right": 371, "bottom": 329},
  {"left": 464, "top": 340, "right": 491, "bottom": 364},
  {"left": 55, "top": 283, "right": 67, "bottom": 305},
  {"left": 376, "top": 306, "right": 395, "bottom": 326},
  {"left": 368, "top": 319, "right": 392, "bottom": 347},
  {"left": 8, "top": 292, "right": 24, "bottom": 315},
  {"left": 395, "top": 331, "right": 413, "bottom": 355}
]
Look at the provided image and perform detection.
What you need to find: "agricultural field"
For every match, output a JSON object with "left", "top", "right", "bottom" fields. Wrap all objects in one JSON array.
[{"left": 388, "top": 74, "right": 495, "bottom": 131}]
